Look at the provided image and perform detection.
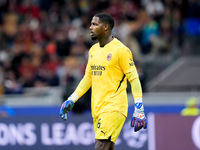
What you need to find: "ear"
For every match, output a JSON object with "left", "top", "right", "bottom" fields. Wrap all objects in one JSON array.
[{"left": 104, "top": 24, "right": 109, "bottom": 31}]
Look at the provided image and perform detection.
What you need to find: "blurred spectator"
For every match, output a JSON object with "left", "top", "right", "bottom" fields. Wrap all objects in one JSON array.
[
  {"left": 140, "top": 11, "right": 160, "bottom": 55},
  {"left": 149, "top": 18, "right": 171, "bottom": 55},
  {"left": 64, "top": 0, "right": 81, "bottom": 20},
  {"left": 45, "top": 51, "right": 60, "bottom": 86},
  {"left": 2, "top": 12, "right": 18, "bottom": 46},
  {"left": 186, "top": 0, "right": 200, "bottom": 18},
  {"left": 181, "top": 97, "right": 200, "bottom": 116},
  {"left": 0, "top": 66, "right": 5, "bottom": 94},
  {"left": 122, "top": 34, "right": 142, "bottom": 64},
  {"left": 182, "top": 0, "right": 200, "bottom": 55},
  {"left": 11, "top": 42, "right": 26, "bottom": 77},
  {"left": 123, "top": 0, "right": 139, "bottom": 21},
  {"left": 57, "top": 56, "right": 83, "bottom": 88},
  {"left": 43, "top": 25, "right": 55, "bottom": 42},
  {"left": 17, "top": 0, "right": 40, "bottom": 19},
  {"left": 184, "top": 0, "right": 200, "bottom": 36},
  {"left": 70, "top": 35, "right": 88, "bottom": 56},
  {"left": 113, "top": 18, "right": 132, "bottom": 42},
  {"left": 18, "top": 55, "right": 35, "bottom": 80},
  {"left": 106, "top": 0, "right": 123, "bottom": 19},
  {"left": 143, "top": 0, "right": 164, "bottom": 22},
  {"left": 0, "top": 0, "right": 199, "bottom": 97},
  {"left": 78, "top": 0, "right": 90, "bottom": 14},
  {"left": 96, "top": 0, "right": 109, "bottom": 12},
  {"left": 0, "top": 0, "right": 8, "bottom": 24},
  {"left": 0, "top": 84, "right": 3, "bottom": 95},
  {"left": 55, "top": 30, "right": 72, "bottom": 58},
  {"left": 4, "top": 70, "right": 23, "bottom": 94}
]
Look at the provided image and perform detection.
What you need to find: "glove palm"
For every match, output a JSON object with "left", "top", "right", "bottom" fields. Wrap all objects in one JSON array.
[
  {"left": 130, "top": 102, "right": 148, "bottom": 132},
  {"left": 60, "top": 100, "right": 74, "bottom": 121}
]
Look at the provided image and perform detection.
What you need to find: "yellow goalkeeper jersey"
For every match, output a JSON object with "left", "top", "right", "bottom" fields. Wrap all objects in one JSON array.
[{"left": 85, "top": 38, "right": 138, "bottom": 118}]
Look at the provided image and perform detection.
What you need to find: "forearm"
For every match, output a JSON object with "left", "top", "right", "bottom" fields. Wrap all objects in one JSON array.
[
  {"left": 70, "top": 73, "right": 92, "bottom": 103},
  {"left": 60, "top": 72, "right": 91, "bottom": 121},
  {"left": 126, "top": 71, "right": 142, "bottom": 100},
  {"left": 130, "top": 77, "right": 142, "bottom": 100},
  {"left": 127, "top": 71, "right": 147, "bottom": 130}
]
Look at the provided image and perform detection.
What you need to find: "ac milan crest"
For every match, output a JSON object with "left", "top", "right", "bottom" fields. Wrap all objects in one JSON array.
[{"left": 107, "top": 53, "right": 112, "bottom": 61}]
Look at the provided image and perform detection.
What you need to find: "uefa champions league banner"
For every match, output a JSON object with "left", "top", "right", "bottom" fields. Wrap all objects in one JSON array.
[
  {"left": 2, "top": 114, "right": 199, "bottom": 150},
  {"left": 0, "top": 115, "right": 148, "bottom": 150}
]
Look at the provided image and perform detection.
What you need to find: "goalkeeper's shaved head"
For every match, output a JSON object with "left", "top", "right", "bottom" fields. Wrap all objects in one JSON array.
[{"left": 94, "top": 13, "right": 115, "bottom": 31}]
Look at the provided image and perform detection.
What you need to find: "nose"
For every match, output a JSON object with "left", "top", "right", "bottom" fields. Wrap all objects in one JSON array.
[{"left": 89, "top": 24, "right": 92, "bottom": 30}]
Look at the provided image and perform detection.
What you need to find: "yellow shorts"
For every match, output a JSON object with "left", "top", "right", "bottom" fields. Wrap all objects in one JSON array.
[{"left": 93, "top": 111, "right": 126, "bottom": 143}]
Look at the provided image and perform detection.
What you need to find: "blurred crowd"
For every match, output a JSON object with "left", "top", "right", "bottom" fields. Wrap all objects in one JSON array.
[{"left": 0, "top": 0, "right": 200, "bottom": 95}]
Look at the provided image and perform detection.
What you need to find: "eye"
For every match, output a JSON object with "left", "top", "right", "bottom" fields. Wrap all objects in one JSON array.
[{"left": 91, "top": 22, "right": 98, "bottom": 26}]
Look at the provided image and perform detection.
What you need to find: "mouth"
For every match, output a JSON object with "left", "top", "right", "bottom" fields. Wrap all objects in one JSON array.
[
  {"left": 90, "top": 31, "right": 94, "bottom": 36},
  {"left": 89, "top": 31, "right": 97, "bottom": 41}
]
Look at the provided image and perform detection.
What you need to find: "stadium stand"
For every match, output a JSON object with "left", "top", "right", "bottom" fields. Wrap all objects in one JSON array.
[
  {"left": 147, "top": 56, "right": 200, "bottom": 92},
  {"left": 0, "top": 0, "right": 200, "bottom": 112}
]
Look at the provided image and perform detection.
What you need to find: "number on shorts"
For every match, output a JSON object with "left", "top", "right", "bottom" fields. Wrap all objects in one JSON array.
[{"left": 97, "top": 119, "right": 101, "bottom": 128}]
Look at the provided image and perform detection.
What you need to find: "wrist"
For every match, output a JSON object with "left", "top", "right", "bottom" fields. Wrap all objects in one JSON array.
[
  {"left": 68, "top": 92, "right": 79, "bottom": 103},
  {"left": 134, "top": 98, "right": 143, "bottom": 103},
  {"left": 134, "top": 98, "right": 144, "bottom": 111}
]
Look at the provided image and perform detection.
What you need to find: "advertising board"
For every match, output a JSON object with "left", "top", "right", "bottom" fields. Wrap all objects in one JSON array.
[
  {"left": 148, "top": 114, "right": 200, "bottom": 150},
  {"left": 0, "top": 115, "right": 148, "bottom": 150}
]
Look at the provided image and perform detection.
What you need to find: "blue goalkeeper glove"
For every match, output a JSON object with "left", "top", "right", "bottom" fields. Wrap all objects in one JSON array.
[
  {"left": 60, "top": 100, "right": 74, "bottom": 121},
  {"left": 130, "top": 102, "right": 148, "bottom": 132}
]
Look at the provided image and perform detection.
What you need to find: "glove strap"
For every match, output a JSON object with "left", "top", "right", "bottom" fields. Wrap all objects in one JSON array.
[
  {"left": 134, "top": 98, "right": 144, "bottom": 111},
  {"left": 68, "top": 92, "right": 79, "bottom": 103},
  {"left": 134, "top": 98, "right": 145, "bottom": 119}
]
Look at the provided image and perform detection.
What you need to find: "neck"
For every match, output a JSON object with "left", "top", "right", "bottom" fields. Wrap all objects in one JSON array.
[{"left": 98, "top": 34, "right": 113, "bottom": 47}]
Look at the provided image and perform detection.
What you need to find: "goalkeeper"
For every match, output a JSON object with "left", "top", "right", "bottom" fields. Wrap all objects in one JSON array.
[{"left": 60, "top": 13, "right": 147, "bottom": 150}]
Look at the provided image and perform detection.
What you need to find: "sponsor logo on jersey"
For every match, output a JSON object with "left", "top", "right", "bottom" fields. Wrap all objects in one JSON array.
[
  {"left": 129, "top": 58, "right": 134, "bottom": 66},
  {"left": 91, "top": 65, "right": 105, "bottom": 71},
  {"left": 91, "top": 65, "right": 105, "bottom": 76},
  {"left": 107, "top": 53, "right": 112, "bottom": 61}
]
